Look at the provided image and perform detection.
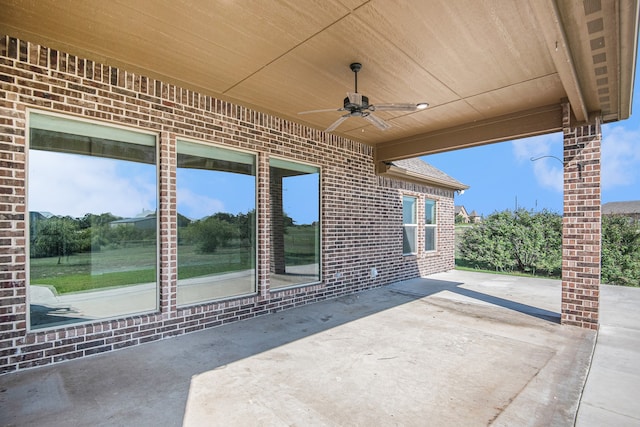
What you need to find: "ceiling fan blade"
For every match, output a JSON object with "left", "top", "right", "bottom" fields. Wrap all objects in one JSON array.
[
  {"left": 364, "top": 113, "right": 391, "bottom": 131},
  {"left": 370, "top": 103, "right": 419, "bottom": 111},
  {"left": 347, "top": 92, "right": 362, "bottom": 106},
  {"left": 298, "top": 108, "right": 341, "bottom": 115},
  {"left": 325, "top": 114, "right": 350, "bottom": 132}
]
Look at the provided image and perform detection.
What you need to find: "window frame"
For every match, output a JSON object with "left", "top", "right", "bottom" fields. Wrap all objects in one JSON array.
[
  {"left": 175, "top": 138, "right": 258, "bottom": 306},
  {"left": 402, "top": 195, "right": 418, "bottom": 256},
  {"left": 26, "top": 109, "right": 160, "bottom": 331},
  {"left": 424, "top": 198, "right": 437, "bottom": 252},
  {"left": 268, "top": 156, "right": 322, "bottom": 290}
]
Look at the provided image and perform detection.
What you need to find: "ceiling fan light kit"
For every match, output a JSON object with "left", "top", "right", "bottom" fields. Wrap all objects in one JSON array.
[{"left": 299, "top": 62, "right": 429, "bottom": 132}]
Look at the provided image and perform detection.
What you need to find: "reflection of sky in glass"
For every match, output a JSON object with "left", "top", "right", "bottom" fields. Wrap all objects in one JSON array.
[
  {"left": 403, "top": 196, "right": 416, "bottom": 223},
  {"left": 177, "top": 168, "right": 255, "bottom": 220},
  {"left": 425, "top": 200, "right": 435, "bottom": 224},
  {"left": 31, "top": 150, "right": 319, "bottom": 223},
  {"left": 29, "top": 150, "right": 156, "bottom": 218},
  {"left": 283, "top": 173, "right": 319, "bottom": 225}
]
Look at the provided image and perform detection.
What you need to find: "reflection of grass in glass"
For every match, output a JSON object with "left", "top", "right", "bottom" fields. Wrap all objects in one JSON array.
[
  {"left": 30, "top": 244, "right": 255, "bottom": 294},
  {"left": 31, "top": 269, "right": 156, "bottom": 294},
  {"left": 178, "top": 243, "right": 253, "bottom": 280},
  {"left": 30, "top": 227, "right": 319, "bottom": 294},
  {"left": 285, "top": 226, "right": 317, "bottom": 265},
  {"left": 30, "top": 246, "right": 158, "bottom": 294}
]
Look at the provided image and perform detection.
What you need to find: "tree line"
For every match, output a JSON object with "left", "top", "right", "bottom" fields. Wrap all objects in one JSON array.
[
  {"left": 458, "top": 209, "right": 640, "bottom": 286},
  {"left": 29, "top": 209, "right": 291, "bottom": 263},
  {"left": 30, "top": 212, "right": 157, "bottom": 263}
]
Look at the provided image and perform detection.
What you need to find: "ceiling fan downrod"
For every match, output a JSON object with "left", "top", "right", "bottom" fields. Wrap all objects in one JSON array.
[{"left": 350, "top": 62, "right": 362, "bottom": 93}]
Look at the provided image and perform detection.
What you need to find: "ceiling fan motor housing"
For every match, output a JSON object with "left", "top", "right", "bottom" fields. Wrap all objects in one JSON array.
[{"left": 344, "top": 95, "right": 369, "bottom": 112}]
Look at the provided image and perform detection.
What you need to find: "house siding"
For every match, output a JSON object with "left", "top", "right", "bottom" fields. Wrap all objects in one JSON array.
[{"left": 0, "top": 36, "right": 455, "bottom": 373}]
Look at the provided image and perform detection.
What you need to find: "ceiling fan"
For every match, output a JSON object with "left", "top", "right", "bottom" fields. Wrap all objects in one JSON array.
[{"left": 299, "top": 62, "right": 429, "bottom": 132}]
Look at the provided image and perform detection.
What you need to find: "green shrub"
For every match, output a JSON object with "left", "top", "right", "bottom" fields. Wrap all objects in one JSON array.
[
  {"left": 459, "top": 209, "right": 640, "bottom": 286},
  {"left": 602, "top": 215, "right": 640, "bottom": 286},
  {"left": 459, "top": 209, "right": 562, "bottom": 276}
]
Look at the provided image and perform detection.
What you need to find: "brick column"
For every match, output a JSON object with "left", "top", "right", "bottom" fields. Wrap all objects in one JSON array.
[
  {"left": 158, "top": 131, "right": 177, "bottom": 315},
  {"left": 270, "top": 171, "right": 286, "bottom": 274},
  {"left": 257, "top": 153, "right": 271, "bottom": 295},
  {"left": 562, "top": 103, "right": 601, "bottom": 329}
]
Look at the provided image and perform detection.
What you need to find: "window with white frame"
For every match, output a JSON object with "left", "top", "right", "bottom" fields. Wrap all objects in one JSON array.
[
  {"left": 425, "top": 199, "right": 437, "bottom": 252},
  {"left": 28, "top": 111, "right": 158, "bottom": 329},
  {"left": 402, "top": 195, "right": 417, "bottom": 255}
]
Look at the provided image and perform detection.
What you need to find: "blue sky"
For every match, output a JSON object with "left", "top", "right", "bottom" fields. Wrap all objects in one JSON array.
[{"left": 423, "top": 63, "right": 640, "bottom": 217}]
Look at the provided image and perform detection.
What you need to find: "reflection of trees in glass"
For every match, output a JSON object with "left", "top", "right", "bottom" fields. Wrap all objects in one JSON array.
[
  {"left": 31, "top": 212, "right": 157, "bottom": 262},
  {"left": 181, "top": 210, "right": 255, "bottom": 254},
  {"left": 31, "top": 216, "right": 80, "bottom": 264},
  {"left": 183, "top": 216, "right": 235, "bottom": 253}
]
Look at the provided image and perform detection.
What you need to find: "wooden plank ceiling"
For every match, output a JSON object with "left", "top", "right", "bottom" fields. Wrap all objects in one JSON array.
[{"left": 1, "top": 0, "right": 638, "bottom": 162}]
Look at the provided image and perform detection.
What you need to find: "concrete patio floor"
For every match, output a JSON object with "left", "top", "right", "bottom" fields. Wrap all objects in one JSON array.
[{"left": 1, "top": 270, "right": 638, "bottom": 426}]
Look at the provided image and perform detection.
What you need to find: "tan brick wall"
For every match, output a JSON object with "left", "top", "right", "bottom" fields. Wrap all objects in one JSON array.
[{"left": 0, "top": 36, "right": 456, "bottom": 372}]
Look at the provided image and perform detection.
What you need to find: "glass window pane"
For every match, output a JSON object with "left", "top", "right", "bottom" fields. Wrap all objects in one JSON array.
[
  {"left": 425, "top": 199, "right": 436, "bottom": 225},
  {"left": 403, "top": 196, "right": 417, "bottom": 255},
  {"left": 28, "top": 114, "right": 157, "bottom": 330},
  {"left": 403, "top": 196, "right": 416, "bottom": 224},
  {"left": 177, "top": 141, "right": 256, "bottom": 305},
  {"left": 425, "top": 227, "right": 436, "bottom": 251},
  {"left": 403, "top": 226, "right": 417, "bottom": 255},
  {"left": 269, "top": 159, "right": 320, "bottom": 289}
]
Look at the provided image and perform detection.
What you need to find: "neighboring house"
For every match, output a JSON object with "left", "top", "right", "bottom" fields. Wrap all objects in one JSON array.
[
  {"left": 1, "top": 39, "right": 467, "bottom": 372},
  {"left": 455, "top": 206, "right": 481, "bottom": 224},
  {"left": 29, "top": 211, "right": 55, "bottom": 220},
  {"left": 109, "top": 215, "right": 157, "bottom": 230},
  {"left": 602, "top": 201, "right": 640, "bottom": 221},
  {"left": 468, "top": 210, "right": 482, "bottom": 223},
  {"left": 455, "top": 206, "right": 470, "bottom": 223}
]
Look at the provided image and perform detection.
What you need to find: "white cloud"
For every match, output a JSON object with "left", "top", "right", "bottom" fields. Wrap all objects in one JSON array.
[
  {"left": 601, "top": 125, "right": 640, "bottom": 190},
  {"left": 28, "top": 151, "right": 156, "bottom": 218},
  {"left": 176, "top": 187, "right": 225, "bottom": 220},
  {"left": 512, "top": 134, "right": 563, "bottom": 192},
  {"left": 511, "top": 126, "right": 640, "bottom": 194}
]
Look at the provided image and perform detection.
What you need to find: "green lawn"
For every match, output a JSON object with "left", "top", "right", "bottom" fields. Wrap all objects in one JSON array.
[{"left": 455, "top": 258, "right": 561, "bottom": 279}]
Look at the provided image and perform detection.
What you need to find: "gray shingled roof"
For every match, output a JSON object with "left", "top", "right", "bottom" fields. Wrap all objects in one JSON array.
[
  {"left": 602, "top": 200, "right": 640, "bottom": 215},
  {"left": 391, "top": 157, "right": 467, "bottom": 189}
]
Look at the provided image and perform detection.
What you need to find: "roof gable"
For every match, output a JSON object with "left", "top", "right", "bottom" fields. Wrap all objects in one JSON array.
[
  {"left": 602, "top": 200, "right": 640, "bottom": 215},
  {"left": 379, "top": 157, "right": 468, "bottom": 191}
]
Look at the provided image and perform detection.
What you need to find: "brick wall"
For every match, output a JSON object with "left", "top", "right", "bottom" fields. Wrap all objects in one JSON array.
[
  {"left": 269, "top": 172, "right": 285, "bottom": 274},
  {"left": 561, "top": 102, "right": 601, "bottom": 329},
  {"left": 0, "top": 36, "right": 456, "bottom": 373}
]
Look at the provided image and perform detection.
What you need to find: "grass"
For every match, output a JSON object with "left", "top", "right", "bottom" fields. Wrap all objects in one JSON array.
[{"left": 455, "top": 258, "right": 561, "bottom": 280}]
